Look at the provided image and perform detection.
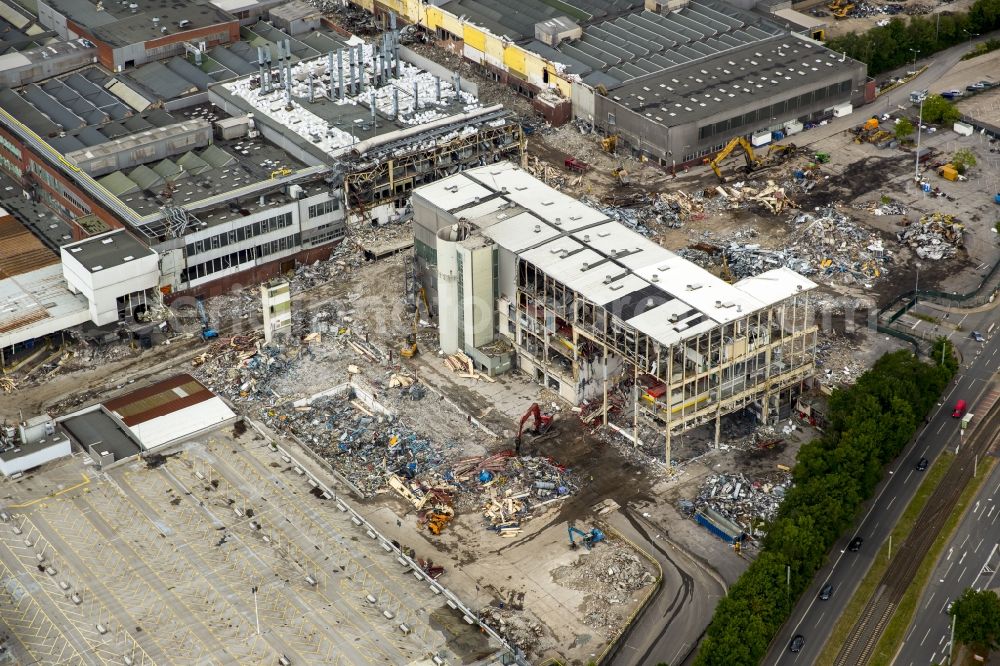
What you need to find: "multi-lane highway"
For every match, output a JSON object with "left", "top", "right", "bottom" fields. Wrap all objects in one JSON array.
[
  {"left": 766, "top": 316, "right": 1000, "bottom": 665},
  {"left": 896, "top": 419, "right": 1000, "bottom": 666}
]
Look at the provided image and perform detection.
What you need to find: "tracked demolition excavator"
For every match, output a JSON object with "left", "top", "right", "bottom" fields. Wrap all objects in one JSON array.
[{"left": 514, "top": 403, "right": 556, "bottom": 455}]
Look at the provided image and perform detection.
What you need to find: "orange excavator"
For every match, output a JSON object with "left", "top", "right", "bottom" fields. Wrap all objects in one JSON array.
[{"left": 514, "top": 403, "right": 556, "bottom": 455}]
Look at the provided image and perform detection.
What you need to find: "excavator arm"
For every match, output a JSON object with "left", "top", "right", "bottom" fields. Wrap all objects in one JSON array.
[{"left": 707, "top": 137, "right": 760, "bottom": 182}]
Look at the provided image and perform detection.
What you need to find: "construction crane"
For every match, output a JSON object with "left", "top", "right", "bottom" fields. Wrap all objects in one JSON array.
[
  {"left": 400, "top": 287, "right": 430, "bottom": 358},
  {"left": 514, "top": 403, "right": 555, "bottom": 455},
  {"left": 568, "top": 522, "right": 605, "bottom": 550}
]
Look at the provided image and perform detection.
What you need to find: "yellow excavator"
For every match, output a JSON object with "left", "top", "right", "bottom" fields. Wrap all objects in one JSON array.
[
  {"left": 400, "top": 287, "right": 430, "bottom": 358},
  {"left": 601, "top": 134, "right": 618, "bottom": 153},
  {"left": 706, "top": 137, "right": 796, "bottom": 182}
]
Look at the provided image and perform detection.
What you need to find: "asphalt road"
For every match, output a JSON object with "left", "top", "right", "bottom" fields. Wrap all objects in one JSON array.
[
  {"left": 896, "top": 430, "right": 1000, "bottom": 666},
  {"left": 606, "top": 509, "right": 726, "bottom": 666},
  {"left": 766, "top": 309, "right": 1000, "bottom": 665}
]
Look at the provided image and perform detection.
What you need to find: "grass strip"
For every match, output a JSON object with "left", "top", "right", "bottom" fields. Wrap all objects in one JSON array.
[
  {"left": 816, "top": 451, "right": 955, "bottom": 666},
  {"left": 869, "top": 456, "right": 998, "bottom": 665}
]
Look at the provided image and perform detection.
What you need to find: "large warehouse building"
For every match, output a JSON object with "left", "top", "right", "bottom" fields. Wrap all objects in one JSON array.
[
  {"left": 349, "top": 0, "right": 870, "bottom": 152},
  {"left": 412, "top": 162, "right": 818, "bottom": 457}
]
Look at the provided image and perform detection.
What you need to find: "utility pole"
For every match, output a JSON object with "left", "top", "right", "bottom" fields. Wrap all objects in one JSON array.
[{"left": 889, "top": 534, "right": 892, "bottom": 560}]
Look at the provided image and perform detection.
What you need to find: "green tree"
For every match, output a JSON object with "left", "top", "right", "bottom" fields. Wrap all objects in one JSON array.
[
  {"left": 921, "top": 95, "right": 961, "bottom": 125},
  {"left": 895, "top": 117, "right": 915, "bottom": 140},
  {"left": 952, "top": 588, "right": 1000, "bottom": 652},
  {"left": 952, "top": 148, "right": 977, "bottom": 173}
]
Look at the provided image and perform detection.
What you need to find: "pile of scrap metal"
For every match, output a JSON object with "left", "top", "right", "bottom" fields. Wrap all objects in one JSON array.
[
  {"left": 897, "top": 212, "right": 964, "bottom": 260},
  {"left": 690, "top": 470, "right": 792, "bottom": 539},
  {"left": 389, "top": 473, "right": 456, "bottom": 535},
  {"left": 854, "top": 198, "right": 908, "bottom": 216},
  {"left": 451, "top": 451, "right": 577, "bottom": 537},
  {"left": 711, "top": 180, "right": 793, "bottom": 214}
]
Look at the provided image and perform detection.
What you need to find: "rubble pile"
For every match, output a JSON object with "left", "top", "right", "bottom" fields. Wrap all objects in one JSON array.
[
  {"left": 690, "top": 470, "right": 792, "bottom": 536},
  {"left": 449, "top": 452, "right": 577, "bottom": 535},
  {"left": 707, "top": 206, "right": 890, "bottom": 285},
  {"left": 897, "top": 213, "right": 964, "bottom": 261},
  {"left": 552, "top": 542, "right": 656, "bottom": 634},
  {"left": 854, "top": 199, "right": 908, "bottom": 216},
  {"left": 479, "top": 606, "right": 547, "bottom": 654},
  {"left": 816, "top": 334, "right": 869, "bottom": 387}
]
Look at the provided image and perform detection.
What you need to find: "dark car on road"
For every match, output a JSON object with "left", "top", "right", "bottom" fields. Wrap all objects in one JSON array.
[
  {"left": 790, "top": 635, "right": 805, "bottom": 652},
  {"left": 819, "top": 583, "right": 834, "bottom": 600},
  {"left": 848, "top": 536, "right": 864, "bottom": 552},
  {"left": 916, "top": 457, "right": 929, "bottom": 471}
]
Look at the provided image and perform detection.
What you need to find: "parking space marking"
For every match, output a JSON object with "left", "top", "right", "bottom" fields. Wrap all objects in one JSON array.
[
  {"left": 120, "top": 467, "right": 314, "bottom": 663},
  {"left": 233, "top": 443, "right": 445, "bottom": 655},
  {"left": 0, "top": 556, "right": 85, "bottom": 665},
  {"left": 106, "top": 473, "right": 282, "bottom": 664},
  {"left": 0, "top": 512, "right": 152, "bottom": 665},
  {"left": 58, "top": 490, "right": 226, "bottom": 666},
  {"left": 160, "top": 460, "right": 387, "bottom": 665}
]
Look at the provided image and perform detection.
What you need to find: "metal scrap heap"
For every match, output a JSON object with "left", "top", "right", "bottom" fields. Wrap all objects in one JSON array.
[
  {"left": 897, "top": 212, "right": 964, "bottom": 260},
  {"left": 686, "top": 470, "right": 792, "bottom": 539}
]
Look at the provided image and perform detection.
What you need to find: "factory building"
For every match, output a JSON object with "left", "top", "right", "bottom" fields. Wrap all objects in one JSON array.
[
  {"left": 36, "top": 0, "right": 239, "bottom": 71},
  {"left": 413, "top": 162, "right": 818, "bottom": 455},
  {"left": 348, "top": 0, "right": 868, "bottom": 136}
]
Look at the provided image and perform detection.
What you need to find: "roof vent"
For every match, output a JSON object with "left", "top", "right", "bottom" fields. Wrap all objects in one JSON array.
[
  {"left": 582, "top": 234, "right": 590, "bottom": 242},
  {"left": 646, "top": 298, "right": 655, "bottom": 308},
  {"left": 123, "top": 255, "right": 134, "bottom": 261},
  {"left": 686, "top": 283, "right": 702, "bottom": 291},
  {"left": 70, "top": 247, "right": 82, "bottom": 253},
  {"left": 796, "top": 284, "right": 803, "bottom": 291},
  {"left": 603, "top": 274, "right": 613, "bottom": 284},
  {"left": 715, "top": 300, "right": 722, "bottom": 308},
  {"left": 92, "top": 265, "right": 103, "bottom": 271},
  {"left": 533, "top": 225, "right": 541, "bottom": 233},
  {"left": 581, "top": 262, "right": 589, "bottom": 271},
  {"left": 650, "top": 274, "right": 659, "bottom": 282},
  {"left": 669, "top": 313, "right": 679, "bottom": 323},
  {"left": 101, "top": 238, "right": 114, "bottom": 244}
]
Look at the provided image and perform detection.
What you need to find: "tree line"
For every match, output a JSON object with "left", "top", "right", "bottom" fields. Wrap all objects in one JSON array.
[
  {"left": 827, "top": 0, "right": 1000, "bottom": 76},
  {"left": 695, "top": 343, "right": 957, "bottom": 664}
]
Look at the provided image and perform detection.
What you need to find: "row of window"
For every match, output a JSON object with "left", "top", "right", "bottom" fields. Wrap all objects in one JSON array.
[
  {"left": 0, "top": 135, "right": 21, "bottom": 160},
  {"left": 30, "top": 161, "right": 91, "bottom": 215},
  {"left": 304, "top": 227, "right": 345, "bottom": 246},
  {"left": 698, "top": 80, "right": 853, "bottom": 141},
  {"left": 308, "top": 199, "right": 338, "bottom": 218},
  {"left": 181, "top": 233, "right": 301, "bottom": 283},
  {"left": 186, "top": 212, "right": 293, "bottom": 257}
]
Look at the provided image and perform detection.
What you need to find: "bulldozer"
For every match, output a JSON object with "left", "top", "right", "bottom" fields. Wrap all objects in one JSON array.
[
  {"left": 400, "top": 287, "right": 430, "bottom": 358},
  {"left": 706, "top": 136, "right": 796, "bottom": 182}
]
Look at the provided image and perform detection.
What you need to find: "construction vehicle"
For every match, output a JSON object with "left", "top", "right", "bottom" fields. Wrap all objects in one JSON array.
[
  {"left": 426, "top": 512, "right": 452, "bottom": 535},
  {"left": 568, "top": 522, "right": 605, "bottom": 550},
  {"left": 400, "top": 287, "right": 430, "bottom": 358},
  {"left": 706, "top": 136, "right": 796, "bottom": 182},
  {"left": 612, "top": 165, "right": 631, "bottom": 185},
  {"left": 601, "top": 134, "right": 618, "bottom": 153},
  {"left": 195, "top": 297, "right": 218, "bottom": 341},
  {"left": 514, "top": 403, "right": 555, "bottom": 455},
  {"left": 564, "top": 157, "right": 590, "bottom": 173},
  {"left": 269, "top": 167, "right": 292, "bottom": 179},
  {"left": 814, "top": 151, "right": 831, "bottom": 164},
  {"left": 832, "top": 3, "right": 853, "bottom": 18}
]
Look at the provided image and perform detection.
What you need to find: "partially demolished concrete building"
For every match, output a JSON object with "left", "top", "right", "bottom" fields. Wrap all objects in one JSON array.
[{"left": 413, "top": 162, "right": 818, "bottom": 456}]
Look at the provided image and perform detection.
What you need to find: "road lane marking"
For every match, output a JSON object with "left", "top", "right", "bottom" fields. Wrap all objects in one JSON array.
[
  {"left": 960, "top": 551, "right": 967, "bottom": 565},
  {"left": 814, "top": 612, "right": 825, "bottom": 629},
  {"left": 887, "top": 496, "right": 896, "bottom": 509},
  {"left": 925, "top": 592, "right": 936, "bottom": 609},
  {"left": 947, "top": 548, "right": 953, "bottom": 560},
  {"left": 936, "top": 422, "right": 947, "bottom": 434},
  {"left": 921, "top": 628, "right": 931, "bottom": 645},
  {"left": 961, "top": 535, "right": 969, "bottom": 549},
  {"left": 959, "top": 566, "right": 968, "bottom": 582},
  {"left": 942, "top": 561, "right": 954, "bottom": 580},
  {"left": 905, "top": 470, "right": 914, "bottom": 484},
  {"left": 975, "top": 538, "right": 984, "bottom": 553}
]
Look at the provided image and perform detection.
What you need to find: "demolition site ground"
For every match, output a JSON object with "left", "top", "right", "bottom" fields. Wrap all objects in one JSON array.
[{"left": 2, "top": 45, "right": 999, "bottom": 666}]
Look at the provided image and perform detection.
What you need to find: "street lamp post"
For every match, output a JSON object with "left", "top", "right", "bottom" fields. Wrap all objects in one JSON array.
[
  {"left": 909, "top": 48, "right": 919, "bottom": 71},
  {"left": 963, "top": 30, "right": 978, "bottom": 51},
  {"left": 914, "top": 97, "right": 924, "bottom": 182},
  {"left": 914, "top": 262, "right": 921, "bottom": 304}
]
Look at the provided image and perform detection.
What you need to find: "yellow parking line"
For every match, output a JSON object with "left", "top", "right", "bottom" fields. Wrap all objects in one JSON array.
[{"left": 9, "top": 474, "right": 90, "bottom": 508}]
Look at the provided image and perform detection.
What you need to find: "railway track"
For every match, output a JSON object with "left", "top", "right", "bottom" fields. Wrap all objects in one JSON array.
[{"left": 833, "top": 401, "right": 1000, "bottom": 666}]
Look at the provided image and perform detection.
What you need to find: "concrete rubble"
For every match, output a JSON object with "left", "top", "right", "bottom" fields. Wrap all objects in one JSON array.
[
  {"left": 897, "top": 212, "right": 964, "bottom": 260},
  {"left": 552, "top": 540, "right": 657, "bottom": 635}
]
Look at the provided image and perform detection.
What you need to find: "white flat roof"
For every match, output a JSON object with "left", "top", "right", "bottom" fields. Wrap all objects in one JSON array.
[
  {"left": 423, "top": 163, "right": 816, "bottom": 346},
  {"left": 0, "top": 264, "right": 90, "bottom": 349},
  {"left": 733, "top": 267, "right": 818, "bottom": 305},
  {"left": 128, "top": 397, "right": 236, "bottom": 450}
]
